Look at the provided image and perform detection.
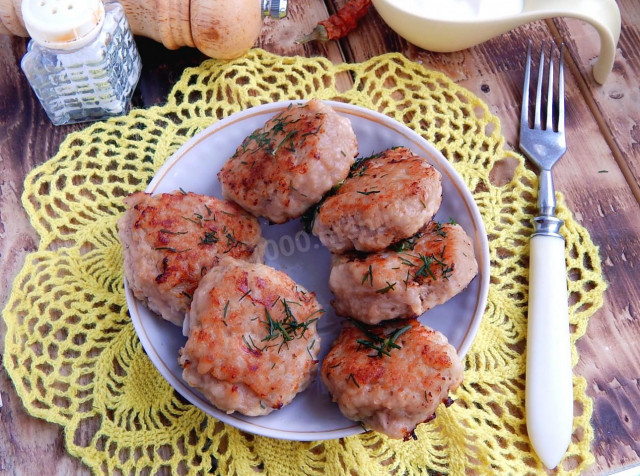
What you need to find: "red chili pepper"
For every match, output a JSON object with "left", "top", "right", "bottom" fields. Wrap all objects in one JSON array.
[{"left": 297, "top": 0, "right": 372, "bottom": 43}]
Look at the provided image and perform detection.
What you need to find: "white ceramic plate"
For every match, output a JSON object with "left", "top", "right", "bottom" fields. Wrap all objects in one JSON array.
[{"left": 126, "top": 100, "right": 490, "bottom": 441}]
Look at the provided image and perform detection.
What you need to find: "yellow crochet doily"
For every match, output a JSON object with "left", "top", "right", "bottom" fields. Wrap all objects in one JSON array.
[{"left": 3, "top": 49, "right": 606, "bottom": 475}]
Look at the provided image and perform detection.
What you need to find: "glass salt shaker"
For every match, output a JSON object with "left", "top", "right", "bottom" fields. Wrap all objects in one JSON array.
[{"left": 20, "top": 0, "right": 142, "bottom": 126}]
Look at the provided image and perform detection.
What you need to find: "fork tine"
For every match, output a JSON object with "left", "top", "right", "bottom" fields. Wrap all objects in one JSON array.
[
  {"left": 534, "top": 41, "right": 545, "bottom": 129},
  {"left": 546, "top": 44, "right": 555, "bottom": 131},
  {"left": 521, "top": 41, "right": 532, "bottom": 129},
  {"left": 558, "top": 44, "right": 565, "bottom": 133}
]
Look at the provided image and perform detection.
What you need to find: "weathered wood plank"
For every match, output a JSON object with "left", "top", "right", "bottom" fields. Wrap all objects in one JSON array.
[
  {"left": 257, "top": 0, "right": 353, "bottom": 92},
  {"left": 553, "top": 1, "right": 640, "bottom": 200},
  {"left": 0, "top": 32, "right": 94, "bottom": 476}
]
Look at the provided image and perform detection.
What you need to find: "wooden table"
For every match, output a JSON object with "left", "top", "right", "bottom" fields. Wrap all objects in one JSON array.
[{"left": 1, "top": 1, "right": 638, "bottom": 474}]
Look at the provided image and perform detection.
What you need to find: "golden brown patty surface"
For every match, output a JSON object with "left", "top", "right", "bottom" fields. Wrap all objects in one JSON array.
[
  {"left": 218, "top": 99, "right": 358, "bottom": 223},
  {"left": 329, "top": 221, "right": 478, "bottom": 324},
  {"left": 313, "top": 147, "right": 442, "bottom": 253},
  {"left": 118, "top": 191, "right": 265, "bottom": 326},
  {"left": 179, "top": 257, "right": 324, "bottom": 416},
  {"left": 321, "top": 319, "right": 463, "bottom": 439}
]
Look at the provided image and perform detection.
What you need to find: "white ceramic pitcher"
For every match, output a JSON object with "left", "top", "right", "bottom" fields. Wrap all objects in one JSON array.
[{"left": 372, "top": 0, "right": 621, "bottom": 84}]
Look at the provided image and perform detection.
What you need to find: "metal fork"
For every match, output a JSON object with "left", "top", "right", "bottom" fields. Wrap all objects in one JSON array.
[{"left": 519, "top": 42, "right": 573, "bottom": 470}]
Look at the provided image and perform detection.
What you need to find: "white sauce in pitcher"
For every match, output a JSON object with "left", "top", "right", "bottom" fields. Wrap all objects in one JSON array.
[{"left": 395, "top": 0, "right": 524, "bottom": 20}]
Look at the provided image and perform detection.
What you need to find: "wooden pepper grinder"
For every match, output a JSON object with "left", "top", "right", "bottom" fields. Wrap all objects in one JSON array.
[{"left": 0, "top": 0, "right": 287, "bottom": 59}]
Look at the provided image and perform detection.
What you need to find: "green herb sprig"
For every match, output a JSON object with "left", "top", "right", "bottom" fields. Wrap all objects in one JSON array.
[
  {"left": 352, "top": 320, "right": 412, "bottom": 358},
  {"left": 260, "top": 299, "right": 323, "bottom": 353}
]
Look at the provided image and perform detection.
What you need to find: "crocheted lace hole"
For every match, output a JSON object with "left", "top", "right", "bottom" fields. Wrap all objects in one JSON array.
[{"left": 489, "top": 157, "right": 520, "bottom": 187}]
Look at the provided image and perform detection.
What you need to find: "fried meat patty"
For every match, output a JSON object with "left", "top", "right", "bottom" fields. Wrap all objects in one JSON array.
[
  {"left": 312, "top": 147, "right": 442, "bottom": 253},
  {"left": 329, "top": 221, "right": 478, "bottom": 324},
  {"left": 118, "top": 191, "right": 265, "bottom": 326},
  {"left": 218, "top": 99, "right": 358, "bottom": 223},
  {"left": 321, "top": 319, "right": 463, "bottom": 439},
  {"left": 178, "top": 257, "right": 324, "bottom": 416}
]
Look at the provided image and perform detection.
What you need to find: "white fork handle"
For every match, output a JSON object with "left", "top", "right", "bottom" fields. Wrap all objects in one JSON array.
[{"left": 526, "top": 233, "right": 573, "bottom": 469}]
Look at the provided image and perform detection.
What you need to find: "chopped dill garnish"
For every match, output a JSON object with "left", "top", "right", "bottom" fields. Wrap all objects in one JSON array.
[
  {"left": 260, "top": 299, "right": 320, "bottom": 352},
  {"left": 289, "top": 181, "right": 308, "bottom": 198},
  {"left": 353, "top": 320, "right": 412, "bottom": 358},
  {"left": 361, "top": 264, "right": 374, "bottom": 287},
  {"left": 356, "top": 189, "right": 380, "bottom": 196},
  {"left": 301, "top": 125, "right": 321, "bottom": 137},
  {"left": 160, "top": 229, "right": 187, "bottom": 235},
  {"left": 240, "top": 129, "right": 271, "bottom": 154},
  {"left": 349, "top": 151, "right": 384, "bottom": 178},
  {"left": 154, "top": 246, "right": 191, "bottom": 253},
  {"left": 351, "top": 164, "right": 368, "bottom": 177},
  {"left": 403, "top": 268, "right": 412, "bottom": 289},
  {"left": 375, "top": 281, "right": 397, "bottom": 294},
  {"left": 414, "top": 254, "right": 437, "bottom": 280},
  {"left": 346, "top": 373, "right": 360, "bottom": 387},
  {"left": 224, "top": 228, "right": 236, "bottom": 245},
  {"left": 243, "top": 334, "right": 265, "bottom": 353},
  {"left": 398, "top": 255, "right": 416, "bottom": 267},
  {"left": 433, "top": 248, "right": 454, "bottom": 279},
  {"left": 182, "top": 215, "right": 202, "bottom": 226},
  {"left": 399, "top": 248, "right": 454, "bottom": 283},
  {"left": 391, "top": 233, "right": 421, "bottom": 252},
  {"left": 200, "top": 230, "right": 219, "bottom": 244},
  {"left": 433, "top": 222, "right": 448, "bottom": 238},
  {"left": 307, "top": 339, "right": 316, "bottom": 358},
  {"left": 222, "top": 300, "right": 230, "bottom": 326},
  {"left": 272, "top": 130, "right": 298, "bottom": 157},
  {"left": 300, "top": 179, "right": 345, "bottom": 233}
]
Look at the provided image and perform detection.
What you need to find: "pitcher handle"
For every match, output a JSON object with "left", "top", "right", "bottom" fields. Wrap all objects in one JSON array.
[{"left": 522, "top": 0, "right": 621, "bottom": 84}]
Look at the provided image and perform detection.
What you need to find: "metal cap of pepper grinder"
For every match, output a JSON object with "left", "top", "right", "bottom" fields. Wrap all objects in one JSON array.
[{"left": 262, "top": 0, "right": 288, "bottom": 19}]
